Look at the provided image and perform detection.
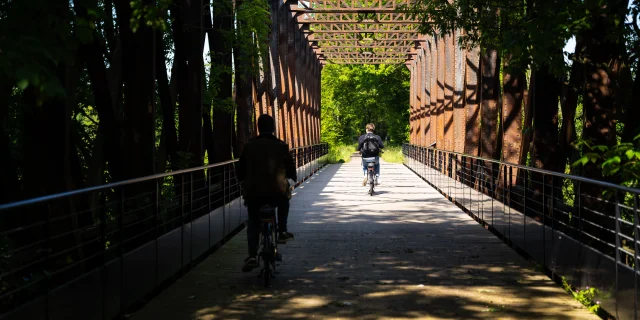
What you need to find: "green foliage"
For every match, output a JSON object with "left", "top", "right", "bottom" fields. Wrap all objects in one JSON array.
[
  {"left": 405, "top": 0, "right": 631, "bottom": 76},
  {"left": 0, "top": 1, "right": 74, "bottom": 98},
  {"left": 561, "top": 277, "right": 601, "bottom": 314},
  {"left": 325, "top": 144, "right": 356, "bottom": 164},
  {"left": 572, "top": 134, "right": 640, "bottom": 188},
  {"left": 234, "top": 0, "right": 270, "bottom": 76},
  {"left": 405, "top": 0, "right": 564, "bottom": 75},
  {"left": 321, "top": 64, "right": 409, "bottom": 147},
  {"left": 129, "top": 0, "right": 171, "bottom": 32},
  {"left": 380, "top": 146, "right": 404, "bottom": 163}
]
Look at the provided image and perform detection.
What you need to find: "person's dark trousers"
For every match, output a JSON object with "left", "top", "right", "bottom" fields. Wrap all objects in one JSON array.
[{"left": 246, "top": 196, "right": 290, "bottom": 256}]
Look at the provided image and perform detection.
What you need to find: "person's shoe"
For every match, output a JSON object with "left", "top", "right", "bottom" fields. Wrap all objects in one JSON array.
[
  {"left": 242, "top": 256, "right": 258, "bottom": 272},
  {"left": 362, "top": 176, "right": 368, "bottom": 186},
  {"left": 277, "top": 232, "right": 294, "bottom": 244},
  {"left": 375, "top": 175, "right": 380, "bottom": 185}
]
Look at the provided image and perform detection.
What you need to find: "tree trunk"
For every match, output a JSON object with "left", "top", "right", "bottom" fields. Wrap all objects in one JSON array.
[
  {"left": 155, "top": 31, "right": 178, "bottom": 173},
  {"left": 528, "top": 66, "right": 561, "bottom": 220},
  {"left": 622, "top": 68, "right": 640, "bottom": 142},
  {"left": 580, "top": 0, "right": 628, "bottom": 181},
  {"left": 0, "top": 83, "right": 19, "bottom": 204},
  {"left": 82, "top": 33, "right": 125, "bottom": 183},
  {"left": 234, "top": 21, "right": 255, "bottom": 155},
  {"left": 114, "top": 0, "right": 155, "bottom": 180},
  {"left": 203, "top": 102, "right": 214, "bottom": 163},
  {"left": 171, "top": 0, "right": 203, "bottom": 169},
  {"left": 577, "top": 0, "right": 628, "bottom": 254},
  {"left": 531, "top": 65, "right": 560, "bottom": 172}
]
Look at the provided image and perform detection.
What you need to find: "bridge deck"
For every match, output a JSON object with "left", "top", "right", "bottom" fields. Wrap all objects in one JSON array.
[{"left": 132, "top": 157, "right": 597, "bottom": 320}]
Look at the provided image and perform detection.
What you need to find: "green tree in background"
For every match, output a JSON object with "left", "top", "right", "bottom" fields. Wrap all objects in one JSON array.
[{"left": 321, "top": 64, "right": 409, "bottom": 147}]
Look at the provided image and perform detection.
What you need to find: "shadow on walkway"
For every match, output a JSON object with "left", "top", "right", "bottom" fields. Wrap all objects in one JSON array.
[{"left": 131, "top": 159, "right": 598, "bottom": 320}]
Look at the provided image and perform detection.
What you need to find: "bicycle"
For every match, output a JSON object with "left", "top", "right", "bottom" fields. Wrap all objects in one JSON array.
[
  {"left": 257, "top": 205, "right": 281, "bottom": 287},
  {"left": 362, "top": 157, "right": 378, "bottom": 196}
]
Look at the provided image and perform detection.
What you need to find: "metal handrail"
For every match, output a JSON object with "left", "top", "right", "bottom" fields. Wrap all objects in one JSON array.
[
  {"left": 0, "top": 142, "right": 329, "bottom": 319},
  {"left": 403, "top": 144, "right": 640, "bottom": 194},
  {"left": 403, "top": 143, "right": 639, "bottom": 319},
  {"left": 0, "top": 143, "right": 329, "bottom": 211}
]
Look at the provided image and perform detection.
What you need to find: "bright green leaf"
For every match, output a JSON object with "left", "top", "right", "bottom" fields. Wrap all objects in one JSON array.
[{"left": 16, "top": 79, "right": 29, "bottom": 90}]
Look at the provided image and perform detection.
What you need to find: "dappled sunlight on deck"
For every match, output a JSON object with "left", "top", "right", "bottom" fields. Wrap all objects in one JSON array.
[{"left": 132, "top": 158, "right": 598, "bottom": 320}]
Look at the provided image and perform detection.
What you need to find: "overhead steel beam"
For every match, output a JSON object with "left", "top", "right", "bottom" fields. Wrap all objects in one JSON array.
[
  {"left": 320, "top": 45, "right": 411, "bottom": 52},
  {"left": 289, "top": 0, "right": 422, "bottom": 66},
  {"left": 309, "top": 23, "right": 418, "bottom": 31},
  {"left": 325, "top": 60, "right": 408, "bottom": 65},
  {"left": 292, "top": 0, "right": 413, "bottom": 10},
  {"left": 320, "top": 53, "right": 415, "bottom": 58},
  {"left": 310, "top": 40, "right": 417, "bottom": 47},
  {"left": 310, "top": 33, "right": 421, "bottom": 41},
  {"left": 297, "top": 13, "right": 420, "bottom": 24}
]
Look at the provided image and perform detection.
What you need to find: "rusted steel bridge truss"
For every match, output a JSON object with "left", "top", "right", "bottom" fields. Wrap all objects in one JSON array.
[{"left": 260, "top": 0, "right": 523, "bottom": 179}]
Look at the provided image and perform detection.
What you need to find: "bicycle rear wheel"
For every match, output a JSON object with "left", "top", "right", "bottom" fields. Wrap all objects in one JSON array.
[
  {"left": 368, "top": 171, "right": 375, "bottom": 195},
  {"left": 262, "top": 229, "right": 272, "bottom": 286}
]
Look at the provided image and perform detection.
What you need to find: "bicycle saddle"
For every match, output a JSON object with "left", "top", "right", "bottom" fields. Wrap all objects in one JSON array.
[
  {"left": 259, "top": 205, "right": 277, "bottom": 212},
  {"left": 258, "top": 205, "right": 277, "bottom": 219}
]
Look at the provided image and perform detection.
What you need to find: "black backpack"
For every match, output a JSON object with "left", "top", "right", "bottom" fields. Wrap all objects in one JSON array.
[{"left": 362, "top": 133, "right": 380, "bottom": 155}]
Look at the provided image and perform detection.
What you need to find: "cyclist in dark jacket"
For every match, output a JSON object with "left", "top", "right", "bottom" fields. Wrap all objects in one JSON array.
[
  {"left": 237, "top": 114, "right": 296, "bottom": 272},
  {"left": 357, "top": 123, "right": 384, "bottom": 186}
]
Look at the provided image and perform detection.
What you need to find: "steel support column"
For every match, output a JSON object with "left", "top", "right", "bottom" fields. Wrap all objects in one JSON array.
[
  {"left": 284, "top": 3, "right": 295, "bottom": 146},
  {"left": 421, "top": 43, "right": 429, "bottom": 147},
  {"left": 278, "top": 3, "right": 289, "bottom": 142},
  {"left": 290, "top": 11, "right": 300, "bottom": 148},
  {"left": 318, "top": 63, "right": 323, "bottom": 143},
  {"left": 480, "top": 49, "right": 500, "bottom": 160},
  {"left": 416, "top": 50, "right": 423, "bottom": 146},
  {"left": 418, "top": 44, "right": 424, "bottom": 146},
  {"left": 409, "top": 62, "right": 415, "bottom": 144},
  {"left": 313, "top": 57, "right": 319, "bottom": 144},
  {"left": 444, "top": 33, "right": 454, "bottom": 153},
  {"left": 430, "top": 36, "right": 437, "bottom": 147},
  {"left": 423, "top": 41, "right": 431, "bottom": 146},
  {"left": 453, "top": 29, "right": 466, "bottom": 154},
  {"left": 464, "top": 46, "right": 480, "bottom": 157},
  {"left": 305, "top": 43, "right": 312, "bottom": 145},
  {"left": 436, "top": 35, "right": 445, "bottom": 153},
  {"left": 268, "top": 0, "right": 281, "bottom": 137},
  {"left": 501, "top": 60, "right": 526, "bottom": 185}
]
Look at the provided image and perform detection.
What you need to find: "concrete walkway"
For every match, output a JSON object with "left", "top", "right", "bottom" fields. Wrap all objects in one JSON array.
[{"left": 132, "top": 157, "right": 598, "bottom": 320}]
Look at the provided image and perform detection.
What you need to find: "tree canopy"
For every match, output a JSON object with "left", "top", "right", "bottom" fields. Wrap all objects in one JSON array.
[{"left": 321, "top": 64, "right": 410, "bottom": 147}]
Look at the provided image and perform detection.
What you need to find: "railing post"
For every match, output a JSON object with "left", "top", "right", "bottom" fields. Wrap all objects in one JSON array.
[
  {"left": 208, "top": 169, "right": 211, "bottom": 248},
  {"left": 454, "top": 154, "right": 458, "bottom": 202},
  {"left": 550, "top": 175, "right": 555, "bottom": 275},
  {"left": 45, "top": 192, "right": 51, "bottom": 320},
  {"left": 101, "top": 187, "right": 107, "bottom": 320},
  {"left": 615, "top": 191, "right": 621, "bottom": 312},
  {"left": 577, "top": 181, "right": 582, "bottom": 245},
  {"left": 119, "top": 187, "right": 125, "bottom": 312},
  {"left": 502, "top": 164, "right": 507, "bottom": 236},
  {"left": 155, "top": 179, "right": 159, "bottom": 287},
  {"left": 180, "top": 174, "right": 185, "bottom": 267},
  {"left": 223, "top": 166, "right": 227, "bottom": 240},
  {"left": 508, "top": 166, "right": 512, "bottom": 239},
  {"left": 523, "top": 170, "right": 526, "bottom": 252},
  {"left": 542, "top": 173, "right": 546, "bottom": 267},
  {"left": 633, "top": 193, "right": 639, "bottom": 320}
]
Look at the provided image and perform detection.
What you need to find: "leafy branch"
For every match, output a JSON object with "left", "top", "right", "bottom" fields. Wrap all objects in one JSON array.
[{"left": 571, "top": 134, "right": 640, "bottom": 188}]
